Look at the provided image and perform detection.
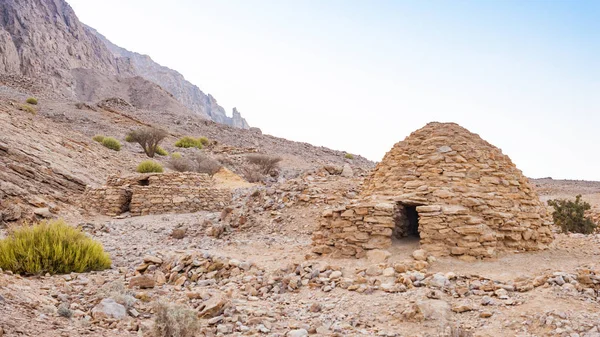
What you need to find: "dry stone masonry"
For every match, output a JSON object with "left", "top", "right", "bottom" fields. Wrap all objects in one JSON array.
[
  {"left": 313, "top": 122, "right": 554, "bottom": 259},
  {"left": 83, "top": 172, "right": 231, "bottom": 216}
]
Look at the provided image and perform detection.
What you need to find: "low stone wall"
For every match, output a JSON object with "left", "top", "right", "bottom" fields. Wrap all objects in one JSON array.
[
  {"left": 129, "top": 186, "right": 231, "bottom": 216},
  {"left": 313, "top": 200, "right": 553, "bottom": 259},
  {"left": 312, "top": 202, "right": 395, "bottom": 258},
  {"left": 82, "top": 172, "right": 231, "bottom": 217},
  {"left": 82, "top": 186, "right": 132, "bottom": 216}
]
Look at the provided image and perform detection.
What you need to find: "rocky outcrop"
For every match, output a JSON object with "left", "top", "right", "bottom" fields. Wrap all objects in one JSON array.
[
  {"left": 0, "top": 0, "right": 133, "bottom": 93},
  {"left": 88, "top": 26, "right": 251, "bottom": 129},
  {"left": 0, "top": 0, "right": 250, "bottom": 128}
]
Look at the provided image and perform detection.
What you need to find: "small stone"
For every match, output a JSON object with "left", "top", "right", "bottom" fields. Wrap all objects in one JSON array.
[
  {"left": 287, "top": 329, "right": 309, "bottom": 337},
  {"left": 452, "top": 303, "right": 473, "bottom": 313},
  {"left": 309, "top": 303, "right": 322, "bottom": 313},
  {"left": 91, "top": 298, "right": 126, "bottom": 320},
  {"left": 143, "top": 255, "right": 163, "bottom": 264},
  {"left": 366, "top": 249, "right": 391, "bottom": 263},
  {"left": 329, "top": 271, "right": 342, "bottom": 280},
  {"left": 480, "top": 311, "right": 493, "bottom": 318},
  {"left": 129, "top": 275, "right": 155, "bottom": 289},
  {"left": 412, "top": 249, "right": 428, "bottom": 261},
  {"left": 171, "top": 228, "right": 186, "bottom": 239}
]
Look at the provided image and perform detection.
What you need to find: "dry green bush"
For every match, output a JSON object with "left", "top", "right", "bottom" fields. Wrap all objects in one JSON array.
[
  {"left": 548, "top": 195, "right": 597, "bottom": 234},
  {"left": 101, "top": 137, "right": 121, "bottom": 151},
  {"left": 26, "top": 97, "right": 38, "bottom": 105},
  {"left": 198, "top": 136, "right": 210, "bottom": 146},
  {"left": 152, "top": 301, "right": 200, "bottom": 337},
  {"left": 92, "top": 135, "right": 105, "bottom": 143},
  {"left": 18, "top": 104, "right": 36, "bottom": 114},
  {"left": 0, "top": 220, "right": 111, "bottom": 275},
  {"left": 169, "top": 156, "right": 195, "bottom": 172},
  {"left": 155, "top": 146, "right": 168, "bottom": 156},
  {"left": 126, "top": 127, "right": 168, "bottom": 158},
  {"left": 240, "top": 166, "right": 264, "bottom": 183},
  {"left": 137, "top": 160, "right": 164, "bottom": 173},
  {"left": 191, "top": 153, "right": 222, "bottom": 176},
  {"left": 174, "top": 136, "right": 202, "bottom": 149},
  {"left": 345, "top": 153, "right": 354, "bottom": 159},
  {"left": 246, "top": 154, "right": 282, "bottom": 175}
]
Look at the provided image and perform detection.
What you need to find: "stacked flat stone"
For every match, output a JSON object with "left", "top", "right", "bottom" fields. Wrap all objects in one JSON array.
[
  {"left": 82, "top": 172, "right": 232, "bottom": 216},
  {"left": 313, "top": 122, "right": 553, "bottom": 259}
]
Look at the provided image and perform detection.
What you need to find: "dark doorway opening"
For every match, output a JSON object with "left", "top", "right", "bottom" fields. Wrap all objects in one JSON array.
[
  {"left": 405, "top": 206, "right": 420, "bottom": 238},
  {"left": 138, "top": 178, "right": 150, "bottom": 186}
]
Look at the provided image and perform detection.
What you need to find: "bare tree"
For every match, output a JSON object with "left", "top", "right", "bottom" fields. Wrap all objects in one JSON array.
[
  {"left": 125, "top": 127, "right": 167, "bottom": 158},
  {"left": 246, "top": 154, "right": 282, "bottom": 175}
]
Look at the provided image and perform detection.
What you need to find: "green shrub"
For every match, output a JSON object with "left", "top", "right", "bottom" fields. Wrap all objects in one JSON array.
[
  {"left": 345, "top": 153, "right": 354, "bottom": 159},
  {"left": 548, "top": 195, "right": 597, "bottom": 234},
  {"left": 18, "top": 104, "right": 36, "bottom": 114},
  {"left": 137, "top": 160, "right": 164, "bottom": 173},
  {"left": 171, "top": 152, "right": 182, "bottom": 159},
  {"left": 26, "top": 97, "right": 38, "bottom": 105},
  {"left": 0, "top": 220, "right": 111, "bottom": 275},
  {"left": 198, "top": 137, "right": 210, "bottom": 146},
  {"left": 92, "top": 135, "right": 105, "bottom": 143},
  {"left": 125, "top": 133, "right": 134, "bottom": 142},
  {"left": 152, "top": 301, "right": 200, "bottom": 337},
  {"left": 175, "top": 136, "right": 202, "bottom": 149},
  {"left": 155, "top": 146, "right": 168, "bottom": 156},
  {"left": 101, "top": 137, "right": 121, "bottom": 151}
]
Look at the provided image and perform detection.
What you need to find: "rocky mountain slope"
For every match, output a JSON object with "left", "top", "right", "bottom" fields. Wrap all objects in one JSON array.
[
  {"left": 0, "top": 0, "right": 249, "bottom": 128},
  {"left": 87, "top": 26, "right": 249, "bottom": 129}
]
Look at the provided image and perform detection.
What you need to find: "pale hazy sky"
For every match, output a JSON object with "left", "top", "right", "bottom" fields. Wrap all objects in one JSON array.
[{"left": 67, "top": 0, "right": 599, "bottom": 180}]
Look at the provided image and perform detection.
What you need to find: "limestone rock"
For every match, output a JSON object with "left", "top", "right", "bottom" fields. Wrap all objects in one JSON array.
[
  {"left": 91, "top": 298, "right": 126, "bottom": 320},
  {"left": 129, "top": 275, "right": 155, "bottom": 289},
  {"left": 366, "top": 249, "right": 391, "bottom": 263}
]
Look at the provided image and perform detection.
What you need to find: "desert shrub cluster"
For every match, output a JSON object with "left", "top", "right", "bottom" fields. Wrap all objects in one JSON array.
[
  {"left": 155, "top": 146, "right": 168, "bottom": 156},
  {"left": 0, "top": 220, "right": 111, "bottom": 275},
  {"left": 18, "top": 104, "right": 36, "bottom": 114},
  {"left": 548, "top": 195, "right": 597, "bottom": 234},
  {"left": 92, "top": 135, "right": 105, "bottom": 143},
  {"left": 174, "top": 136, "right": 203, "bottom": 149},
  {"left": 168, "top": 153, "right": 222, "bottom": 176},
  {"left": 345, "top": 153, "right": 354, "bottom": 159},
  {"left": 126, "top": 127, "right": 168, "bottom": 158},
  {"left": 246, "top": 154, "right": 282, "bottom": 175},
  {"left": 152, "top": 301, "right": 200, "bottom": 337},
  {"left": 137, "top": 160, "right": 164, "bottom": 173},
  {"left": 26, "top": 97, "right": 38, "bottom": 105},
  {"left": 101, "top": 137, "right": 121, "bottom": 151}
]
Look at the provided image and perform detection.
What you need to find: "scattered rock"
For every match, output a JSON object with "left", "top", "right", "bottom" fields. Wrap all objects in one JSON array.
[{"left": 91, "top": 298, "right": 126, "bottom": 320}]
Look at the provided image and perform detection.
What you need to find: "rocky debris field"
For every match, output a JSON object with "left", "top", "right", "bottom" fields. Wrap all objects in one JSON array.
[{"left": 2, "top": 170, "right": 600, "bottom": 337}]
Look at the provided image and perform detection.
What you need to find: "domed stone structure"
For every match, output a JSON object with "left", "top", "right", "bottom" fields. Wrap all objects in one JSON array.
[{"left": 313, "top": 122, "right": 553, "bottom": 259}]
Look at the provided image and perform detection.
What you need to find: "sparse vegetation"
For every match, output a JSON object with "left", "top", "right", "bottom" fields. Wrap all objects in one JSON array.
[
  {"left": 198, "top": 136, "right": 210, "bottom": 146},
  {"left": 191, "top": 153, "right": 222, "bottom": 176},
  {"left": 169, "top": 156, "right": 195, "bottom": 172},
  {"left": 171, "top": 152, "right": 182, "bottom": 159},
  {"left": 101, "top": 137, "right": 121, "bottom": 151},
  {"left": 137, "top": 160, "right": 164, "bottom": 173},
  {"left": 26, "top": 97, "right": 38, "bottom": 105},
  {"left": 152, "top": 301, "right": 200, "bottom": 337},
  {"left": 126, "top": 127, "right": 168, "bottom": 158},
  {"left": 18, "top": 104, "right": 36, "bottom": 114},
  {"left": 174, "top": 136, "right": 203, "bottom": 149},
  {"left": 548, "top": 195, "right": 597, "bottom": 234},
  {"left": 99, "top": 281, "right": 137, "bottom": 308},
  {"left": 246, "top": 154, "right": 282, "bottom": 175},
  {"left": 345, "top": 153, "right": 354, "bottom": 159},
  {"left": 155, "top": 146, "right": 168, "bottom": 156},
  {"left": 92, "top": 135, "right": 105, "bottom": 143},
  {"left": 168, "top": 153, "right": 222, "bottom": 175},
  {"left": 0, "top": 220, "right": 111, "bottom": 275}
]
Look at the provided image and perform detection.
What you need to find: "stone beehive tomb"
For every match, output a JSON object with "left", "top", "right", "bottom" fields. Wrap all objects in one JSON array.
[
  {"left": 313, "top": 122, "right": 553, "bottom": 259},
  {"left": 83, "top": 172, "right": 232, "bottom": 216}
]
